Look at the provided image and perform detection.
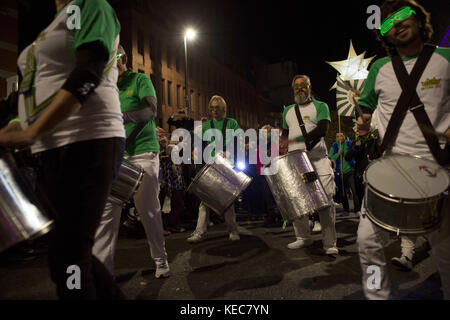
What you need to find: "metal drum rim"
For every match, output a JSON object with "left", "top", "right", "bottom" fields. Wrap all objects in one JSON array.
[
  {"left": 262, "top": 149, "right": 306, "bottom": 169},
  {"left": 363, "top": 154, "right": 450, "bottom": 200},
  {"left": 364, "top": 205, "right": 443, "bottom": 235}
]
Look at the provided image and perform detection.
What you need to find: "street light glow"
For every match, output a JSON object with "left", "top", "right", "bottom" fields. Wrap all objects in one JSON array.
[{"left": 185, "top": 28, "right": 196, "bottom": 40}]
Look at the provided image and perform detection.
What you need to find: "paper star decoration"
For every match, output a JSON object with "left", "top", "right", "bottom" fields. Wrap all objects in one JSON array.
[
  {"left": 326, "top": 40, "right": 375, "bottom": 117},
  {"left": 326, "top": 40, "right": 375, "bottom": 90}
]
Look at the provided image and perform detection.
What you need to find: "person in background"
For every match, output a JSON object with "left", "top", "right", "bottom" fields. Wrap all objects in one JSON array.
[
  {"left": 329, "top": 132, "right": 361, "bottom": 216},
  {"left": 93, "top": 45, "right": 170, "bottom": 279},
  {"left": 280, "top": 74, "right": 338, "bottom": 255}
]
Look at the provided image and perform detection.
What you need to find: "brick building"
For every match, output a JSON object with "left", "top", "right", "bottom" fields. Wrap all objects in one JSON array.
[{"left": 113, "top": 0, "right": 272, "bottom": 132}]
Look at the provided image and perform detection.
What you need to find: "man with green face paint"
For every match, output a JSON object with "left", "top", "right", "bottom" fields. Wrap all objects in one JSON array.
[
  {"left": 355, "top": 0, "right": 450, "bottom": 300},
  {"left": 93, "top": 45, "right": 170, "bottom": 279}
]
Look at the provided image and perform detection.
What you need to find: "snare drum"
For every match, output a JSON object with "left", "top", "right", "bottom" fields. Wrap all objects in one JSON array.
[
  {"left": 263, "top": 150, "right": 330, "bottom": 221},
  {"left": 364, "top": 154, "right": 449, "bottom": 235},
  {"left": 108, "top": 159, "right": 145, "bottom": 207},
  {"left": 0, "top": 149, "right": 53, "bottom": 253},
  {"left": 187, "top": 154, "right": 252, "bottom": 215}
]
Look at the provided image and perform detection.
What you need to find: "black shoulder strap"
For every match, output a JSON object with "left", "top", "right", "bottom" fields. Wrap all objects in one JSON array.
[
  {"left": 379, "top": 44, "right": 435, "bottom": 155},
  {"left": 125, "top": 122, "right": 147, "bottom": 149},
  {"left": 294, "top": 104, "right": 310, "bottom": 149},
  {"left": 388, "top": 45, "right": 448, "bottom": 166},
  {"left": 209, "top": 118, "right": 229, "bottom": 145}
]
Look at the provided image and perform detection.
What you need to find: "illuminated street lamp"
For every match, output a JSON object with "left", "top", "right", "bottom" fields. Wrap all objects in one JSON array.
[{"left": 184, "top": 28, "right": 196, "bottom": 113}]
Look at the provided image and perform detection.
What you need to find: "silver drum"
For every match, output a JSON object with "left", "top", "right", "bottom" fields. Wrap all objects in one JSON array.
[
  {"left": 263, "top": 150, "right": 330, "bottom": 221},
  {"left": 108, "top": 159, "right": 145, "bottom": 207},
  {"left": 364, "top": 154, "right": 449, "bottom": 235},
  {"left": 187, "top": 154, "right": 252, "bottom": 215},
  {"left": 0, "top": 150, "right": 53, "bottom": 253}
]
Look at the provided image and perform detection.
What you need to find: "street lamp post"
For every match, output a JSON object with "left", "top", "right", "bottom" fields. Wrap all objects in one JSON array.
[{"left": 184, "top": 28, "right": 196, "bottom": 114}]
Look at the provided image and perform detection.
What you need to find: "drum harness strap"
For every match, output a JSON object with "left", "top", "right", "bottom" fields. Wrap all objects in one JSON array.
[
  {"left": 210, "top": 118, "right": 229, "bottom": 146},
  {"left": 381, "top": 44, "right": 449, "bottom": 167},
  {"left": 293, "top": 106, "right": 319, "bottom": 183}
]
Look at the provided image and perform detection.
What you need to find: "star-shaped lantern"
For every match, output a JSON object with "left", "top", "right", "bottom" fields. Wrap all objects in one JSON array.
[{"left": 326, "top": 40, "right": 375, "bottom": 117}]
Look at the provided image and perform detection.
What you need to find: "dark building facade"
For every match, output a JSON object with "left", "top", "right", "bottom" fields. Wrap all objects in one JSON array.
[{"left": 113, "top": 0, "right": 272, "bottom": 132}]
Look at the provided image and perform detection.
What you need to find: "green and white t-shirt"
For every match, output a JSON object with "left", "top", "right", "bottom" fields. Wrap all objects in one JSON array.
[
  {"left": 202, "top": 117, "right": 240, "bottom": 157},
  {"left": 118, "top": 69, "right": 159, "bottom": 156},
  {"left": 282, "top": 98, "right": 331, "bottom": 161},
  {"left": 358, "top": 47, "right": 450, "bottom": 161},
  {"left": 17, "top": 0, "right": 125, "bottom": 153}
]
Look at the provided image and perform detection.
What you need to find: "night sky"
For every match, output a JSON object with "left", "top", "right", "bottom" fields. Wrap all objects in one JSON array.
[{"left": 18, "top": 0, "right": 450, "bottom": 109}]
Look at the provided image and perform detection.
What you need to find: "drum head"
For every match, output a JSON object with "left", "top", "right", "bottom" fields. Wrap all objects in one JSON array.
[{"left": 365, "top": 155, "right": 449, "bottom": 199}]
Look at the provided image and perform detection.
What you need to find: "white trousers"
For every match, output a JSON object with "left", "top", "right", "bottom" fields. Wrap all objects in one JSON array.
[
  {"left": 194, "top": 202, "right": 239, "bottom": 235},
  {"left": 93, "top": 152, "right": 168, "bottom": 276},
  {"left": 292, "top": 157, "right": 337, "bottom": 249},
  {"left": 357, "top": 195, "right": 450, "bottom": 300}
]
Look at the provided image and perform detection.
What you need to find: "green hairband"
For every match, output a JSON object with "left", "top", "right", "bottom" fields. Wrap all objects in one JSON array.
[{"left": 380, "top": 6, "right": 416, "bottom": 36}]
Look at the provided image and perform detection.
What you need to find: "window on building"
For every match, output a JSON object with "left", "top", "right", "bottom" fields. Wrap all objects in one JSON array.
[
  {"left": 138, "top": 30, "right": 144, "bottom": 56},
  {"left": 177, "top": 84, "right": 181, "bottom": 108},
  {"left": 167, "top": 81, "right": 172, "bottom": 106},
  {"left": 156, "top": 39, "right": 161, "bottom": 64},
  {"left": 149, "top": 35, "right": 155, "bottom": 61},
  {"left": 161, "top": 79, "right": 165, "bottom": 105}
]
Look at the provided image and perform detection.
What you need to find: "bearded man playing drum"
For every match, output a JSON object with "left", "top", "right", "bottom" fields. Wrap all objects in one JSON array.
[
  {"left": 280, "top": 75, "right": 339, "bottom": 256},
  {"left": 355, "top": 0, "right": 450, "bottom": 300},
  {"left": 92, "top": 45, "right": 170, "bottom": 279},
  {"left": 186, "top": 95, "right": 242, "bottom": 243}
]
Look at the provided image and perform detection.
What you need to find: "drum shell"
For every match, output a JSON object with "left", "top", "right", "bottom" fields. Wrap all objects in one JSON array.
[
  {"left": 108, "top": 159, "right": 145, "bottom": 207},
  {"left": 363, "top": 155, "right": 449, "bottom": 235},
  {"left": 0, "top": 151, "right": 53, "bottom": 253},
  {"left": 364, "top": 185, "right": 446, "bottom": 235},
  {"left": 187, "top": 155, "right": 252, "bottom": 215},
  {"left": 264, "top": 150, "right": 330, "bottom": 221}
]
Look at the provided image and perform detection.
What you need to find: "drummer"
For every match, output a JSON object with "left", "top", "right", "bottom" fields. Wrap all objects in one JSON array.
[
  {"left": 186, "top": 95, "right": 243, "bottom": 243},
  {"left": 0, "top": 0, "right": 125, "bottom": 299},
  {"left": 92, "top": 45, "right": 170, "bottom": 279},
  {"left": 280, "top": 75, "right": 339, "bottom": 256},
  {"left": 355, "top": 0, "right": 450, "bottom": 300}
]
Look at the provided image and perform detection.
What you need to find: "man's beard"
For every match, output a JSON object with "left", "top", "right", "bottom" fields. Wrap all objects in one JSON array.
[{"left": 295, "top": 92, "right": 310, "bottom": 105}]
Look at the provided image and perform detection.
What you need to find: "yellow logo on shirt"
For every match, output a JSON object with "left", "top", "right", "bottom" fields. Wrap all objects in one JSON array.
[
  {"left": 304, "top": 116, "right": 310, "bottom": 120},
  {"left": 36, "top": 32, "right": 47, "bottom": 41},
  {"left": 126, "top": 90, "right": 134, "bottom": 95},
  {"left": 420, "top": 77, "right": 441, "bottom": 90}
]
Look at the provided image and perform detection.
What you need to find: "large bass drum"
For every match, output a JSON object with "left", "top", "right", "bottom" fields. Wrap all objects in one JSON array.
[
  {"left": 263, "top": 150, "right": 330, "bottom": 221},
  {"left": 364, "top": 154, "right": 449, "bottom": 235},
  {"left": 187, "top": 154, "right": 252, "bottom": 215},
  {"left": 108, "top": 159, "right": 145, "bottom": 207},
  {"left": 0, "top": 149, "right": 53, "bottom": 253}
]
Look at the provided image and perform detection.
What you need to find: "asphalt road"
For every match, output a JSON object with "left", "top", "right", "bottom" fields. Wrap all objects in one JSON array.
[{"left": 0, "top": 214, "right": 443, "bottom": 300}]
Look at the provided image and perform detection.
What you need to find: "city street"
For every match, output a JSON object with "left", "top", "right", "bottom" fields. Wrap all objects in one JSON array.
[{"left": 0, "top": 213, "right": 442, "bottom": 300}]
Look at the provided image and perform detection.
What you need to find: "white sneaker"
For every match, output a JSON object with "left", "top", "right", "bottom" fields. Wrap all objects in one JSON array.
[
  {"left": 325, "top": 247, "right": 339, "bottom": 255},
  {"left": 312, "top": 221, "right": 322, "bottom": 232},
  {"left": 155, "top": 260, "right": 170, "bottom": 278},
  {"left": 391, "top": 256, "right": 413, "bottom": 271},
  {"left": 287, "top": 238, "right": 313, "bottom": 249},
  {"left": 229, "top": 232, "right": 240, "bottom": 241},
  {"left": 187, "top": 231, "right": 205, "bottom": 243}
]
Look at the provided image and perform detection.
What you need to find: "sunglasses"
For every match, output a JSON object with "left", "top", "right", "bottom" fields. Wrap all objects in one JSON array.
[
  {"left": 294, "top": 82, "right": 309, "bottom": 90},
  {"left": 380, "top": 6, "right": 416, "bottom": 36},
  {"left": 116, "top": 53, "right": 124, "bottom": 60}
]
